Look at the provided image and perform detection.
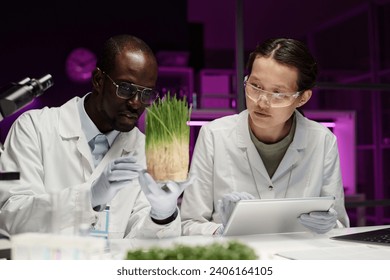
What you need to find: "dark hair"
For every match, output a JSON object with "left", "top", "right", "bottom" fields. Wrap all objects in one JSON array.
[
  {"left": 246, "top": 38, "right": 318, "bottom": 91},
  {"left": 96, "top": 34, "right": 156, "bottom": 74}
]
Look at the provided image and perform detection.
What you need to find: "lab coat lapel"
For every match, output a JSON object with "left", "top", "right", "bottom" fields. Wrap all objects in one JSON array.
[
  {"left": 82, "top": 131, "right": 136, "bottom": 237},
  {"left": 236, "top": 111, "right": 271, "bottom": 197},
  {"left": 271, "top": 148, "right": 300, "bottom": 181},
  {"left": 76, "top": 138, "right": 95, "bottom": 174},
  {"left": 246, "top": 143, "right": 274, "bottom": 198},
  {"left": 58, "top": 97, "right": 95, "bottom": 174},
  {"left": 271, "top": 111, "right": 308, "bottom": 189},
  {"left": 100, "top": 131, "right": 140, "bottom": 236}
]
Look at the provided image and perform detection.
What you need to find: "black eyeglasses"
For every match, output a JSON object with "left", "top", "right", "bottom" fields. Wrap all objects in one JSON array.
[{"left": 102, "top": 71, "right": 159, "bottom": 105}]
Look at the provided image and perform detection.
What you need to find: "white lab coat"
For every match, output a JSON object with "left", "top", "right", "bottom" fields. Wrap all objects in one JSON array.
[
  {"left": 0, "top": 96, "right": 181, "bottom": 239},
  {"left": 181, "top": 110, "right": 350, "bottom": 236}
]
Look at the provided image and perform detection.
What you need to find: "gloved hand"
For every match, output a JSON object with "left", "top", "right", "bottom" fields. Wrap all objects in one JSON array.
[
  {"left": 299, "top": 208, "right": 338, "bottom": 234},
  {"left": 138, "top": 171, "right": 193, "bottom": 221},
  {"left": 91, "top": 156, "right": 143, "bottom": 209},
  {"left": 216, "top": 191, "right": 255, "bottom": 228},
  {"left": 213, "top": 225, "right": 225, "bottom": 236}
]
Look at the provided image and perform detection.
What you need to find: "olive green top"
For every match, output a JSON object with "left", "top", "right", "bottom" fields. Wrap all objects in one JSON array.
[{"left": 249, "top": 113, "right": 297, "bottom": 178}]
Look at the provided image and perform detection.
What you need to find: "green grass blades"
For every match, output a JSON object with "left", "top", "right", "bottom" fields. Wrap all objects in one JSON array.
[
  {"left": 125, "top": 240, "right": 258, "bottom": 260},
  {"left": 145, "top": 93, "right": 192, "bottom": 181}
]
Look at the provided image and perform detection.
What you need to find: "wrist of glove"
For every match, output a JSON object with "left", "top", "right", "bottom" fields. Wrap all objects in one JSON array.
[
  {"left": 138, "top": 171, "right": 193, "bottom": 221},
  {"left": 299, "top": 208, "right": 338, "bottom": 234},
  {"left": 213, "top": 225, "right": 225, "bottom": 236},
  {"left": 91, "top": 156, "right": 143, "bottom": 209},
  {"left": 217, "top": 191, "right": 255, "bottom": 227},
  {"left": 149, "top": 181, "right": 179, "bottom": 220}
]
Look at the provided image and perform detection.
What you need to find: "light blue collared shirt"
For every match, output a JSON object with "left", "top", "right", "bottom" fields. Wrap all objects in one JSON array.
[{"left": 77, "top": 93, "right": 120, "bottom": 165}]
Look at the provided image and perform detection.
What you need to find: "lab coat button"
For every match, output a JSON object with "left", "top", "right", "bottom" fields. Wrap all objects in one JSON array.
[{"left": 268, "top": 186, "right": 273, "bottom": 190}]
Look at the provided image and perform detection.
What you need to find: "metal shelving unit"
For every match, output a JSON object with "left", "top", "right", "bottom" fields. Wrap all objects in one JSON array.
[{"left": 306, "top": 1, "right": 390, "bottom": 225}]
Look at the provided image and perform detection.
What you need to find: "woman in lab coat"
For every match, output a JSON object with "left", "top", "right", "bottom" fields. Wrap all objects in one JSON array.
[
  {"left": 181, "top": 38, "right": 350, "bottom": 236},
  {"left": 0, "top": 34, "right": 186, "bottom": 238}
]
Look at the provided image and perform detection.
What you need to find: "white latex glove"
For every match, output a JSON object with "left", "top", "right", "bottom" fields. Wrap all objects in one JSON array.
[
  {"left": 138, "top": 171, "right": 194, "bottom": 220},
  {"left": 91, "top": 156, "right": 143, "bottom": 209},
  {"left": 216, "top": 191, "right": 255, "bottom": 228},
  {"left": 299, "top": 208, "right": 338, "bottom": 234},
  {"left": 213, "top": 225, "right": 225, "bottom": 236}
]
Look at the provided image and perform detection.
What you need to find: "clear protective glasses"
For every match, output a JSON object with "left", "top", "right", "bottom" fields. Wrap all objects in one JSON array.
[
  {"left": 102, "top": 71, "right": 159, "bottom": 106},
  {"left": 244, "top": 80, "right": 302, "bottom": 108}
]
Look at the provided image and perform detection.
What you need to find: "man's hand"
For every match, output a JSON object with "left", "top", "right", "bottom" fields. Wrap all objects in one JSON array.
[
  {"left": 138, "top": 172, "right": 193, "bottom": 221},
  {"left": 91, "top": 157, "right": 143, "bottom": 209}
]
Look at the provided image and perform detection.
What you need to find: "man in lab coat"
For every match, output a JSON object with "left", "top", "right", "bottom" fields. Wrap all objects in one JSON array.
[
  {"left": 181, "top": 38, "right": 350, "bottom": 236},
  {"left": 0, "top": 34, "right": 187, "bottom": 238}
]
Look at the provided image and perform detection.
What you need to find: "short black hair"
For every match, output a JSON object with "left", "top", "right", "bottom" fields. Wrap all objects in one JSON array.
[
  {"left": 96, "top": 34, "right": 155, "bottom": 75},
  {"left": 246, "top": 38, "right": 318, "bottom": 91}
]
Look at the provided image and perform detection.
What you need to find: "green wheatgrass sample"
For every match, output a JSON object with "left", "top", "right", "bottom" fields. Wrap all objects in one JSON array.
[
  {"left": 145, "top": 93, "right": 192, "bottom": 182},
  {"left": 126, "top": 240, "right": 258, "bottom": 260}
]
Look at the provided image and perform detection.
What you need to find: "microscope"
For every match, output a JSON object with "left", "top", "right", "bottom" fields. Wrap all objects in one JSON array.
[{"left": 0, "top": 74, "right": 54, "bottom": 180}]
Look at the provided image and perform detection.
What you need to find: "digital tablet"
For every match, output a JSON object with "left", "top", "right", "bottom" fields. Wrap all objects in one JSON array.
[{"left": 223, "top": 196, "right": 335, "bottom": 236}]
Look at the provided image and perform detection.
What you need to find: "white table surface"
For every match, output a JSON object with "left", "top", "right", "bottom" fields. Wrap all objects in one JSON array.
[{"left": 108, "top": 225, "right": 390, "bottom": 260}]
